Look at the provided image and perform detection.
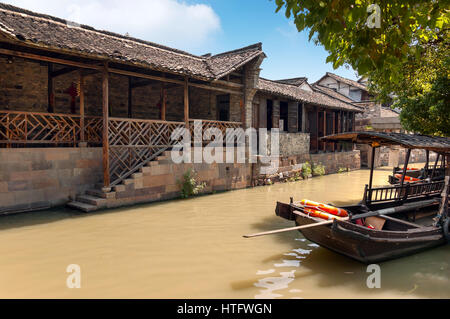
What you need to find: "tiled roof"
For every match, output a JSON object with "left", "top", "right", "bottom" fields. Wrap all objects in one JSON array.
[
  {"left": 258, "top": 78, "right": 363, "bottom": 112},
  {"left": 322, "top": 132, "right": 450, "bottom": 153},
  {"left": 275, "top": 77, "right": 308, "bottom": 86},
  {"left": 312, "top": 84, "right": 355, "bottom": 103},
  {"left": 319, "top": 72, "right": 368, "bottom": 91},
  {"left": 0, "top": 3, "right": 264, "bottom": 81}
]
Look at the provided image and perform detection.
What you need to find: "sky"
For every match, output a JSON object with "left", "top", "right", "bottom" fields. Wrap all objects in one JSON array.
[{"left": 2, "top": 0, "right": 360, "bottom": 82}]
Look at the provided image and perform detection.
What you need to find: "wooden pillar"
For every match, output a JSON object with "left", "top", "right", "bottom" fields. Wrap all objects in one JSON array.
[
  {"left": 323, "top": 110, "right": 327, "bottom": 152},
  {"left": 240, "top": 99, "right": 245, "bottom": 127},
  {"left": 48, "top": 62, "right": 54, "bottom": 113},
  {"left": 161, "top": 83, "right": 166, "bottom": 121},
  {"left": 332, "top": 112, "right": 336, "bottom": 152},
  {"left": 316, "top": 108, "right": 319, "bottom": 153},
  {"left": 431, "top": 153, "right": 440, "bottom": 179},
  {"left": 128, "top": 77, "right": 133, "bottom": 118},
  {"left": 102, "top": 63, "right": 110, "bottom": 188},
  {"left": 184, "top": 76, "right": 189, "bottom": 128},
  {"left": 425, "top": 150, "right": 430, "bottom": 176},
  {"left": 301, "top": 102, "right": 306, "bottom": 133},
  {"left": 352, "top": 112, "right": 356, "bottom": 131},
  {"left": 78, "top": 70, "right": 85, "bottom": 143}
]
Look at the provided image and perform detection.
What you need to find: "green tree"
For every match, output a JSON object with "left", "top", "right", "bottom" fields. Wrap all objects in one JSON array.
[{"left": 274, "top": 0, "right": 450, "bottom": 136}]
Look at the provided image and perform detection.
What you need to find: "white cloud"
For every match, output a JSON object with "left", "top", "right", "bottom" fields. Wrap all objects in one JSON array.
[{"left": 2, "top": 0, "right": 221, "bottom": 51}]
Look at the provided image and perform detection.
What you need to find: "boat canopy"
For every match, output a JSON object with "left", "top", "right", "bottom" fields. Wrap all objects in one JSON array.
[{"left": 321, "top": 132, "right": 450, "bottom": 154}]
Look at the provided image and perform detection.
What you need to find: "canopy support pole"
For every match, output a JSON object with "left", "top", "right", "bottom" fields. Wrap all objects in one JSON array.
[
  {"left": 431, "top": 153, "right": 440, "bottom": 179},
  {"left": 400, "top": 149, "right": 411, "bottom": 186},
  {"left": 368, "top": 146, "right": 376, "bottom": 191}
]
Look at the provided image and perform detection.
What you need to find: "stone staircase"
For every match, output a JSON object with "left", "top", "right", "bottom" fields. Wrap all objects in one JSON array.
[{"left": 67, "top": 151, "right": 173, "bottom": 212}]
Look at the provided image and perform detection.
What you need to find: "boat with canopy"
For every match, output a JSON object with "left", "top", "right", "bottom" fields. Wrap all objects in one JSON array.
[{"left": 244, "top": 132, "right": 450, "bottom": 264}]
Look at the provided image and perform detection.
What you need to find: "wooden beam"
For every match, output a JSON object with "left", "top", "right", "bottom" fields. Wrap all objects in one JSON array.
[
  {"left": 131, "top": 79, "right": 154, "bottom": 89},
  {"left": 0, "top": 47, "right": 242, "bottom": 94},
  {"left": 213, "top": 79, "right": 243, "bottom": 89},
  {"left": 0, "top": 48, "right": 102, "bottom": 70},
  {"left": 81, "top": 69, "right": 100, "bottom": 78},
  {"left": 79, "top": 70, "right": 85, "bottom": 142},
  {"left": 189, "top": 82, "right": 243, "bottom": 95},
  {"left": 110, "top": 68, "right": 243, "bottom": 94},
  {"left": 102, "top": 63, "right": 110, "bottom": 187},
  {"left": 184, "top": 76, "right": 189, "bottom": 128},
  {"left": 51, "top": 66, "right": 76, "bottom": 78}
]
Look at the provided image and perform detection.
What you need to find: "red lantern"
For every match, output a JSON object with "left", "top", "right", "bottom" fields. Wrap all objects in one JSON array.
[{"left": 64, "top": 82, "right": 79, "bottom": 114}]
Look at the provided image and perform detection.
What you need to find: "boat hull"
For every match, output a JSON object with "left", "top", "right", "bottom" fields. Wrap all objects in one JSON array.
[
  {"left": 276, "top": 201, "right": 446, "bottom": 264},
  {"left": 295, "top": 214, "right": 445, "bottom": 264}
]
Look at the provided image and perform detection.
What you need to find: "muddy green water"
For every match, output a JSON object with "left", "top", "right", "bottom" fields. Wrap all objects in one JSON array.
[{"left": 0, "top": 167, "right": 448, "bottom": 299}]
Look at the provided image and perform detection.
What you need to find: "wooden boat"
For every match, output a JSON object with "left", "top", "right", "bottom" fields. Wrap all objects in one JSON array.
[
  {"left": 247, "top": 132, "right": 450, "bottom": 264},
  {"left": 388, "top": 151, "right": 446, "bottom": 184},
  {"left": 276, "top": 199, "right": 445, "bottom": 264}
]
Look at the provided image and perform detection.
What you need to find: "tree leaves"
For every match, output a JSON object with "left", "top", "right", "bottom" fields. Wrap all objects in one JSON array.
[{"left": 273, "top": 0, "right": 450, "bottom": 136}]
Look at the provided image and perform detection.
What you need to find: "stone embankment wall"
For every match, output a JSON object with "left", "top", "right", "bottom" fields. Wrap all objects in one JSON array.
[
  {"left": 254, "top": 150, "right": 361, "bottom": 185},
  {"left": 0, "top": 147, "right": 102, "bottom": 214},
  {"left": 105, "top": 150, "right": 252, "bottom": 209}
]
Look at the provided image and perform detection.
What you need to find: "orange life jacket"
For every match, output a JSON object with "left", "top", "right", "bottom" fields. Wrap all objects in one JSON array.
[
  {"left": 394, "top": 174, "right": 420, "bottom": 183},
  {"left": 300, "top": 199, "right": 349, "bottom": 217},
  {"left": 303, "top": 208, "right": 342, "bottom": 221}
]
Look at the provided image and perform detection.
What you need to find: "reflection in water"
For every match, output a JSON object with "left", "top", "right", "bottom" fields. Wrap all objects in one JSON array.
[
  {"left": 0, "top": 166, "right": 448, "bottom": 299},
  {"left": 254, "top": 270, "right": 296, "bottom": 299}
]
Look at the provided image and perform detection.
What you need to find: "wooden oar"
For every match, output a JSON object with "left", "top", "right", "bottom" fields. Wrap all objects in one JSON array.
[
  {"left": 243, "top": 199, "right": 439, "bottom": 239},
  {"left": 243, "top": 218, "right": 341, "bottom": 238}
]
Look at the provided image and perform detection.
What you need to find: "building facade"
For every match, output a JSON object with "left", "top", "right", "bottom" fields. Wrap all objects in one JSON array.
[{"left": 0, "top": 3, "right": 361, "bottom": 214}]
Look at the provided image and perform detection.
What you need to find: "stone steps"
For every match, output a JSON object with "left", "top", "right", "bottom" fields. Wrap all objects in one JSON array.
[
  {"left": 67, "top": 201, "right": 98, "bottom": 213},
  {"left": 86, "top": 189, "right": 116, "bottom": 199},
  {"left": 67, "top": 149, "right": 173, "bottom": 213},
  {"left": 67, "top": 188, "right": 113, "bottom": 213},
  {"left": 76, "top": 194, "right": 107, "bottom": 207}
]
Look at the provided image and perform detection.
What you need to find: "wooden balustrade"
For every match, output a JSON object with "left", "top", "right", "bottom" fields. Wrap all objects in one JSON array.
[
  {"left": 108, "top": 117, "right": 185, "bottom": 186},
  {"left": 0, "top": 110, "right": 102, "bottom": 146},
  {"left": 365, "top": 180, "right": 445, "bottom": 204},
  {"left": 189, "top": 119, "right": 244, "bottom": 144}
]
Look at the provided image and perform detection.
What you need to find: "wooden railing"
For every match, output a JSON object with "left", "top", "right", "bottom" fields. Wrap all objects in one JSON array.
[
  {"left": 108, "top": 117, "right": 185, "bottom": 186},
  {"left": 189, "top": 119, "right": 243, "bottom": 144},
  {"left": 365, "top": 180, "right": 445, "bottom": 205},
  {"left": 0, "top": 111, "right": 244, "bottom": 186},
  {"left": 0, "top": 110, "right": 102, "bottom": 146}
]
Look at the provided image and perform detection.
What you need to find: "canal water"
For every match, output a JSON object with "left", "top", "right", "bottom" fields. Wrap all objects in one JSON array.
[{"left": 0, "top": 167, "right": 448, "bottom": 299}]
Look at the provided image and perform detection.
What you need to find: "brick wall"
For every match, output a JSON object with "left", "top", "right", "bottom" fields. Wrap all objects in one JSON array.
[
  {"left": 0, "top": 148, "right": 102, "bottom": 213},
  {"left": 266, "top": 132, "right": 310, "bottom": 157},
  {"left": 0, "top": 56, "right": 239, "bottom": 122},
  {"left": 0, "top": 55, "right": 48, "bottom": 112}
]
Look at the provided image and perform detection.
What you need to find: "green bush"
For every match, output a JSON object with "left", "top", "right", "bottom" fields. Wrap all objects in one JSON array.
[
  {"left": 301, "top": 162, "right": 312, "bottom": 179},
  {"left": 178, "top": 169, "right": 206, "bottom": 199},
  {"left": 338, "top": 167, "right": 348, "bottom": 174},
  {"left": 312, "top": 163, "right": 326, "bottom": 176}
]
